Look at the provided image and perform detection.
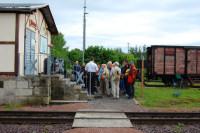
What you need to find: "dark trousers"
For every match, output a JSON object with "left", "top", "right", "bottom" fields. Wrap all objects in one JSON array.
[
  {"left": 120, "top": 79, "right": 125, "bottom": 91},
  {"left": 124, "top": 77, "right": 128, "bottom": 95},
  {"left": 87, "top": 72, "right": 96, "bottom": 95},
  {"left": 127, "top": 83, "right": 135, "bottom": 98}
]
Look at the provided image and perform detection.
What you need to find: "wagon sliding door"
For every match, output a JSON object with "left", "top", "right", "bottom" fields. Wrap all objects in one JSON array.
[
  {"left": 165, "top": 48, "right": 175, "bottom": 75},
  {"left": 198, "top": 50, "right": 200, "bottom": 74},
  {"left": 24, "top": 29, "right": 36, "bottom": 75},
  {"left": 187, "top": 49, "right": 197, "bottom": 75},
  {"left": 176, "top": 48, "right": 185, "bottom": 74},
  {"left": 154, "top": 48, "right": 164, "bottom": 74}
]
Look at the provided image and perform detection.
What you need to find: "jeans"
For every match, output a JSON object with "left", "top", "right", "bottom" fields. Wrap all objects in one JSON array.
[
  {"left": 120, "top": 79, "right": 125, "bottom": 91},
  {"left": 124, "top": 77, "right": 128, "bottom": 95}
]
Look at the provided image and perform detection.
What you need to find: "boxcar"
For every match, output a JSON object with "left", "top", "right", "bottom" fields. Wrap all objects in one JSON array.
[{"left": 147, "top": 45, "right": 200, "bottom": 86}]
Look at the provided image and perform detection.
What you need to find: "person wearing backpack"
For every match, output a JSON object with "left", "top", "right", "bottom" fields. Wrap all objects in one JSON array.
[
  {"left": 127, "top": 62, "right": 137, "bottom": 99},
  {"left": 111, "top": 62, "right": 121, "bottom": 99}
]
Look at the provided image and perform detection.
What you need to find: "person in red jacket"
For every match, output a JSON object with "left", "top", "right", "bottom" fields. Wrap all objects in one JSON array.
[{"left": 127, "top": 62, "right": 137, "bottom": 99}]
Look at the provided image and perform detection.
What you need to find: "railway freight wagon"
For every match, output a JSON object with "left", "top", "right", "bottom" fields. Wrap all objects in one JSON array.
[{"left": 147, "top": 45, "right": 200, "bottom": 87}]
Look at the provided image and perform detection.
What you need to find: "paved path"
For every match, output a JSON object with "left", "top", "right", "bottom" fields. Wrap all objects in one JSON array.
[{"left": 88, "top": 96, "right": 146, "bottom": 112}]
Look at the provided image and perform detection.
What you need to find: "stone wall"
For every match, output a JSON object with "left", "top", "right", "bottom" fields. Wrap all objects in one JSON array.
[
  {"left": 0, "top": 76, "right": 51, "bottom": 105},
  {"left": 0, "top": 74, "right": 88, "bottom": 105}
]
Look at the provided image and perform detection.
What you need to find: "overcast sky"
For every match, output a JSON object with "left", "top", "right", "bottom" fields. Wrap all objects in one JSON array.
[{"left": 1, "top": 0, "right": 200, "bottom": 51}]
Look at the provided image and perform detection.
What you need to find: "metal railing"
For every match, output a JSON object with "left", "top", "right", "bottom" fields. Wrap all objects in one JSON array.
[{"left": 18, "top": 53, "right": 66, "bottom": 76}]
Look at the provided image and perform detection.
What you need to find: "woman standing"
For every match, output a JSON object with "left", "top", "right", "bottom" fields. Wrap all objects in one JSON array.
[{"left": 99, "top": 64, "right": 110, "bottom": 96}]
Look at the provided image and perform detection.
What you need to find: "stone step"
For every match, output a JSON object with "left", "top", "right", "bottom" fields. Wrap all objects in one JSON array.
[
  {"left": 50, "top": 100, "right": 88, "bottom": 104},
  {"left": 72, "top": 119, "right": 133, "bottom": 128},
  {"left": 75, "top": 112, "right": 127, "bottom": 119},
  {"left": 69, "top": 82, "right": 76, "bottom": 87},
  {"left": 62, "top": 78, "right": 71, "bottom": 84},
  {"left": 72, "top": 111, "right": 133, "bottom": 128}
]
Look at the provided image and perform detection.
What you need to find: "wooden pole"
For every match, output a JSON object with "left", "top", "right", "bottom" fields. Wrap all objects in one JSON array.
[{"left": 141, "top": 56, "right": 144, "bottom": 97}]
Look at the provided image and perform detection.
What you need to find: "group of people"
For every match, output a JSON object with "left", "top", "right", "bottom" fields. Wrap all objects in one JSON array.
[{"left": 73, "top": 58, "right": 138, "bottom": 99}]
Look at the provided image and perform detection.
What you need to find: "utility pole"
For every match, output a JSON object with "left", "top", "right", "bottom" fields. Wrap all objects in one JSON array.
[
  {"left": 128, "top": 42, "right": 130, "bottom": 53},
  {"left": 83, "top": 0, "right": 88, "bottom": 64}
]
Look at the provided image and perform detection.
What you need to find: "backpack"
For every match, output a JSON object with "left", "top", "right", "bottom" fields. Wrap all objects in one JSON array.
[{"left": 114, "top": 70, "right": 120, "bottom": 81}]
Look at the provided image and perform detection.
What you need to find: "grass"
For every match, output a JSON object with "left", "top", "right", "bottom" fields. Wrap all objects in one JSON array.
[
  {"left": 135, "top": 82, "right": 200, "bottom": 108},
  {"left": 3, "top": 103, "right": 23, "bottom": 111},
  {"left": 144, "top": 81, "right": 165, "bottom": 86}
]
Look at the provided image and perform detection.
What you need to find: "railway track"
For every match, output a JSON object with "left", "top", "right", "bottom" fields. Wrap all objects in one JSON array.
[
  {"left": 126, "top": 112, "right": 200, "bottom": 124},
  {"left": 0, "top": 111, "right": 75, "bottom": 124},
  {"left": 0, "top": 111, "right": 199, "bottom": 125}
]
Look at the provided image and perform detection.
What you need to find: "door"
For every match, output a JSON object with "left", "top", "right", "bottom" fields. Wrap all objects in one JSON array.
[
  {"left": 24, "top": 29, "right": 36, "bottom": 75},
  {"left": 187, "top": 49, "right": 197, "bottom": 74}
]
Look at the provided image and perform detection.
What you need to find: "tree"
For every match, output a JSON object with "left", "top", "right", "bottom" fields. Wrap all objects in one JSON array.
[
  {"left": 51, "top": 33, "right": 69, "bottom": 69},
  {"left": 68, "top": 46, "right": 137, "bottom": 66},
  {"left": 68, "top": 48, "right": 83, "bottom": 64}
]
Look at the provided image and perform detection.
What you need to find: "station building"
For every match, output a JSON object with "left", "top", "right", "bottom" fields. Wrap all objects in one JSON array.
[{"left": 0, "top": 3, "right": 58, "bottom": 77}]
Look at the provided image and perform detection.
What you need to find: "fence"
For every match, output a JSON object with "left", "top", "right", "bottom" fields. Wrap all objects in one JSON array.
[{"left": 18, "top": 53, "right": 66, "bottom": 76}]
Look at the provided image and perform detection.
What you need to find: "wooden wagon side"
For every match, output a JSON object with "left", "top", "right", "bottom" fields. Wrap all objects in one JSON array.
[{"left": 147, "top": 45, "right": 200, "bottom": 86}]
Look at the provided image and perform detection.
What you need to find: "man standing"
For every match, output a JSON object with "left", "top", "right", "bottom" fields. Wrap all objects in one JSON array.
[
  {"left": 122, "top": 60, "right": 129, "bottom": 96},
  {"left": 85, "top": 57, "right": 99, "bottom": 95},
  {"left": 73, "top": 61, "right": 81, "bottom": 82}
]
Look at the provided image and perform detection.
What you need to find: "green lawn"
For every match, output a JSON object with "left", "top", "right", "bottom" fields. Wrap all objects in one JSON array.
[{"left": 135, "top": 82, "right": 200, "bottom": 108}]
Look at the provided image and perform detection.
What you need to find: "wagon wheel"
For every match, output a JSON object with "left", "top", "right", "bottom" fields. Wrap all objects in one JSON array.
[
  {"left": 163, "top": 78, "right": 173, "bottom": 87},
  {"left": 180, "top": 79, "right": 191, "bottom": 88}
]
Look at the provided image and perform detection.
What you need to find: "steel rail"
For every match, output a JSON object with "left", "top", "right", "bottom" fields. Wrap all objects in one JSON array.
[
  {"left": 0, "top": 111, "right": 199, "bottom": 125},
  {"left": 125, "top": 112, "right": 200, "bottom": 124},
  {"left": 0, "top": 111, "right": 75, "bottom": 124}
]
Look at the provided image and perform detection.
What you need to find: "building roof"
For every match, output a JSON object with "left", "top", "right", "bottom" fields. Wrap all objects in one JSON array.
[{"left": 0, "top": 3, "right": 58, "bottom": 34}]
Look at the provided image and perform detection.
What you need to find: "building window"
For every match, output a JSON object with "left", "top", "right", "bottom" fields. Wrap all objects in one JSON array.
[
  {"left": 24, "top": 29, "right": 36, "bottom": 75},
  {"left": 40, "top": 36, "right": 48, "bottom": 54}
]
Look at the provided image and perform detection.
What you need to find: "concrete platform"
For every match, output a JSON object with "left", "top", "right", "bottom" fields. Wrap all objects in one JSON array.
[
  {"left": 72, "top": 111, "right": 133, "bottom": 128},
  {"left": 75, "top": 112, "right": 127, "bottom": 119}
]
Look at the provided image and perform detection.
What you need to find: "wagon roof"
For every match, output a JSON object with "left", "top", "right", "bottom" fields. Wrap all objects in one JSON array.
[
  {"left": 0, "top": 3, "right": 58, "bottom": 35},
  {"left": 149, "top": 45, "right": 200, "bottom": 49}
]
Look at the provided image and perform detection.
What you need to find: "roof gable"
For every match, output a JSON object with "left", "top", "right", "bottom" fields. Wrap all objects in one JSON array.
[{"left": 0, "top": 3, "right": 58, "bottom": 34}]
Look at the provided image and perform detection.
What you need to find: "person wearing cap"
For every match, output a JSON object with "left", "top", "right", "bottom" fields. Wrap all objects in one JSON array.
[{"left": 111, "top": 62, "right": 121, "bottom": 99}]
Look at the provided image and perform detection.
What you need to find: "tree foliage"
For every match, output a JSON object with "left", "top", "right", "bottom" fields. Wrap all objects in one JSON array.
[
  {"left": 68, "top": 48, "right": 83, "bottom": 63},
  {"left": 51, "top": 33, "right": 68, "bottom": 59},
  {"left": 51, "top": 33, "right": 147, "bottom": 68},
  {"left": 51, "top": 33, "right": 69, "bottom": 69},
  {"left": 68, "top": 46, "right": 138, "bottom": 65}
]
